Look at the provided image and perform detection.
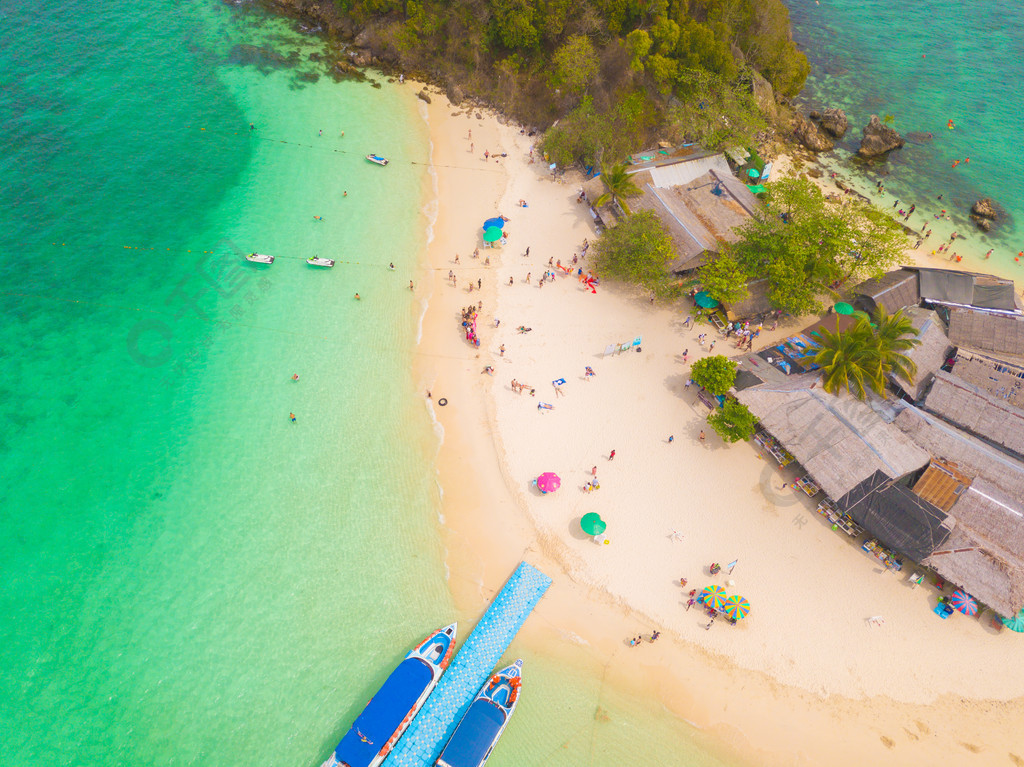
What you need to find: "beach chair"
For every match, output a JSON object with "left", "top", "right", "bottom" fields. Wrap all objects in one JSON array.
[
  {"left": 632, "top": 336, "right": 642, "bottom": 347},
  {"left": 618, "top": 342, "right": 631, "bottom": 353},
  {"left": 604, "top": 344, "right": 616, "bottom": 357}
]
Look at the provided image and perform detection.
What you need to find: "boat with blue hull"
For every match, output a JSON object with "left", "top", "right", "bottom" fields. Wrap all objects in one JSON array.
[
  {"left": 435, "top": 659, "right": 522, "bottom": 767},
  {"left": 322, "top": 624, "right": 457, "bottom": 767}
]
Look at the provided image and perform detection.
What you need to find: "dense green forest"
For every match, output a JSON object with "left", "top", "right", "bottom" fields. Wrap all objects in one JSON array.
[{"left": 328, "top": 0, "right": 808, "bottom": 164}]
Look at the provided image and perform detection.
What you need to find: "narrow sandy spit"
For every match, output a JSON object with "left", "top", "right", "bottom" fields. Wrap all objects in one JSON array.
[{"left": 411, "top": 85, "right": 1024, "bottom": 766}]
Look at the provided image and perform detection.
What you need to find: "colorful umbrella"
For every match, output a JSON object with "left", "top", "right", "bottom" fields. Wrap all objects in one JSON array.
[
  {"left": 536, "top": 472, "right": 561, "bottom": 494},
  {"left": 723, "top": 594, "right": 751, "bottom": 620},
  {"left": 1001, "top": 608, "right": 1024, "bottom": 632},
  {"left": 834, "top": 302, "right": 854, "bottom": 315},
  {"left": 700, "top": 585, "right": 727, "bottom": 611},
  {"left": 580, "top": 512, "right": 606, "bottom": 536},
  {"left": 950, "top": 589, "right": 978, "bottom": 616},
  {"left": 483, "top": 226, "right": 503, "bottom": 242},
  {"left": 483, "top": 216, "right": 505, "bottom": 229},
  {"left": 694, "top": 291, "right": 719, "bottom": 309}
]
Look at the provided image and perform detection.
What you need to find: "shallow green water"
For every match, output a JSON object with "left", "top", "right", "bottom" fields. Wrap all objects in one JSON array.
[
  {"left": 786, "top": 0, "right": 1024, "bottom": 270},
  {"left": 0, "top": 2, "right": 732, "bottom": 765}
]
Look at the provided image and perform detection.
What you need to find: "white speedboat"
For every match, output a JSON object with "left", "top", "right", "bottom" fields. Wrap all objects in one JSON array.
[
  {"left": 307, "top": 256, "right": 335, "bottom": 268},
  {"left": 245, "top": 252, "right": 274, "bottom": 264},
  {"left": 366, "top": 154, "right": 389, "bottom": 166}
]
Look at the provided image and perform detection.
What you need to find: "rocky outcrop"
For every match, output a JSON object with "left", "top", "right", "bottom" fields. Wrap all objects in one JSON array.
[
  {"left": 446, "top": 83, "right": 464, "bottom": 106},
  {"left": 970, "top": 197, "right": 1000, "bottom": 231},
  {"left": 347, "top": 47, "right": 372, "bottom": 67},
  {"left": 417, "top": 89, "right": 432, "bottom": 104},
  {"left": 818, "top": 108, "right": 848, "bottom": 138},
  {"left": 749, "top": 69, "right": 776, "bottom": 120},
  {"left": 792, "top": 112, "right": 834, "bottom": 152},
  {"left": 857, "top": 115, "right": 905, "bottom": 158}
]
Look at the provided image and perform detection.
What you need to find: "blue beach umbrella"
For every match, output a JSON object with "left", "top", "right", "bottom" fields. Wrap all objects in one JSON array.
[
  {"left": 483, "top": 216, "right": 505, "bottom": 230},
  {"left": 1001, "top": 609, "right": 1024, "bottom": 632}
]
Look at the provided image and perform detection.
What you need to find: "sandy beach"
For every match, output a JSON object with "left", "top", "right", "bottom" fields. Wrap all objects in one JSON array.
[{"left": 411, "top": 85, "right": 1024, "bottom": 766}]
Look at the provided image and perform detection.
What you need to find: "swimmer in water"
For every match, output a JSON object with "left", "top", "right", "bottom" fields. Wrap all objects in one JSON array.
[
  {"left": 388, "top": 262, "right": 395, "bottom": 270},
  {"left": 314, "top": 215, "right": 323, "bottom": 220},
  {"left": 354, "top": 293, "right": 361, "bottom": 300}
]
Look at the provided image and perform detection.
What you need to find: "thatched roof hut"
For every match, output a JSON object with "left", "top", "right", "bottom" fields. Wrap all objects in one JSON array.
[
  {"left": 895, "top": 407, "right": 1024, "bottom": 616},
  {"left": 853, "top": 268, "right": 920, "bottom": 314},
  {"left": 924, "top": 371, "right": 1024, "bottom": 459},
  {"left": 948, "top": 308, "right": 1024, "bottom": 361},
  {"left": 923, "top": 478, "right": 1024, "bottom": 618},
  {"left": 736, "top": 374, "right": 930, "bottom": 501},
  {"left": 916, "top": 267, "right": 1020, "bottom": 312},
  {"left": 722, "top": 277, "right": 773, "bottom": 321},
  {"left": 952, "top": 348, "right": 1024, "bottom": 409},
  {"left": 892, "top": 307, "right": 952, "bottom": 401},
  {"left": 624, "top": 153, "right": 759, "bottom": 273}
]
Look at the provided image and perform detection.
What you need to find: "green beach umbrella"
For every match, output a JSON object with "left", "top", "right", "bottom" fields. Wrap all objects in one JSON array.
[
  {"left": 851, "top": 310, "right": 872, "bottom": 322},
  {"left": 747, "top": 168, "right": 760, "bottom": 179},
  {"left": 694, "top": 291, "right": 719, "bottom": 309},
  {"left": 1002, "top": 609, "right": 1024, "bottom": 633},
  {"left": 483, "top": 226, "right": 503, "bottom": 242},
  {"left": 834, "top": 302, "right": 854, "bottom": 315},
  {"left": 580, "top": 512, "right": 607, "bottom": 536}
]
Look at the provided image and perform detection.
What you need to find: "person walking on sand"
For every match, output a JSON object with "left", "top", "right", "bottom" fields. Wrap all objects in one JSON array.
[
  {"left": 609, "top": 449, "right": 616, "bottom": 460},
  {"left": 668, "top": 435, "right": 674, "bottom": 443},
  {"left": 699, "top": 430, "right": 706, "bottom": 441},
  {"left": 525, "top": 273, "right": 531, "bottom": 284},
  {"left": 499, "top": 344, "right": 505, "bottom": 357},
  {"left": 409, "top": 280, "right": 414, "bottom": 291},
  {"left": 591, "top": 465, "right": 597, "bottom": 476},
  {"left": 454, "top": 254, "right": 460, "bottom": 264},
  {"left": 651, "top": 631, "right": 660, "bottom": 642},
  {"left": 508, "top": 276, "right": 513, "bottom": 286}
]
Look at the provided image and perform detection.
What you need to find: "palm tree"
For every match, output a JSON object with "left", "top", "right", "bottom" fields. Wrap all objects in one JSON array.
[
  {"left": 871, "top": 304, "right": 919, "bottom": 383},
  {"left": 802, "top": 318, "right": 880, "bottom": 399},
  {"left": 595, "top": 163, "right": 642, "bottom": 215}
]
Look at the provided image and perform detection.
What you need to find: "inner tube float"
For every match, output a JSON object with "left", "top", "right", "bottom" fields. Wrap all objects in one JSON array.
[{"left": 438, "top": 397, "right": 448, "bottom": 406}]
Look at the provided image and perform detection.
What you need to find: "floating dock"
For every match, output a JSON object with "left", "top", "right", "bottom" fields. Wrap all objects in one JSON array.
[{"left": 382, "top": 561, "right": 552, "bottom": 767}]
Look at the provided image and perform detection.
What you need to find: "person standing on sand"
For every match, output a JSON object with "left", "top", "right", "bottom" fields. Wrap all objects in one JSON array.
[
  {"left": 592, "top": 465, "right": 598, "bottom": 476},
  {"left": 609, "top": 449, "right": 616, "bottom": 460},
  {"left": 499, "top": 344, "right": 505, "bottom": 357},
  {"left": 525, "top": 273, "right": 531, "bottom": 284},
  {"left": 508, "top": 276, "right": 513, "bottom": 286},
  {"left": 699, "top": 430, "right": 706, "bottom": 441}
]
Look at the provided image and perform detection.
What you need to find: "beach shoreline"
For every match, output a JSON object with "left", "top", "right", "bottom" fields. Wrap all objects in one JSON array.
[{"left": 410, "top": 84, "right": 1024, "bottom": 766}]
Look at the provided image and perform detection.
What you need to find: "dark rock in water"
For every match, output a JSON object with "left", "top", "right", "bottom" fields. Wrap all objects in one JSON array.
[
  {"left": 818, "top": 108, "right": 848, "bottom": 138},
  {"left": 792, "top": 112, "right": 834, "bottom": 152},
  {"left": 228, "top": 44, "right": 295, "bottom": 71},
  {"left": 970, "top": 197, "right": 1000, "bottom": 231},
  {"left": 296, "top": 71, "right": 320, "bottom": 83},
  {"left": 858, "top": 115, "right": 905, "bottom": 159},
  {"left": 417, "top": 89, "right": 431, "bottom": 104},
  {"left": 308, "top": 52, "right": 322, "bottom": 62},
  {"left": 904, "top": 131, "right": 935, "bottom": 145},
  {"left": 347, "top": 48, "right": 372, "bottom": 67}
]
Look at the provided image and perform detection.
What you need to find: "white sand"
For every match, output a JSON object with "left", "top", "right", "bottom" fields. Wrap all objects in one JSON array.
[{"left": 412, "top": 85, "right": 1024, "bottom": 766}]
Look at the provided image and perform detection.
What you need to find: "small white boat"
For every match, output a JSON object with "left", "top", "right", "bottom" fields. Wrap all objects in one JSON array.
[
  {"left": 307, "top": 256, "right": 335, "bottom": 268},
  {"left": 366, "top": 154, "right": 389, "bottom": 166},
  {"left": 245, "top": 252, "right": 274, "bottom": 264}
]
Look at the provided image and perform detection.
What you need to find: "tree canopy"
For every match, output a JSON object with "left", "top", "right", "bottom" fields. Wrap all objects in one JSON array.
[
  {"left": 698, "top": 178, "right": 909, "bottom": 316},
  {"left": 689, "top": 355, "right": 737, "bottom": 396},
  {"left": 592, "top": 210, "right": 676, "bottom": 292},
  {"left": 707, "top": 399, "right": 757, "bottom": 442},
  {"left": 332, "top": 0, "right": 808, "bottom": 162},
  {"left": 801, "top": 310, "right": 921, "bottom": 399}
]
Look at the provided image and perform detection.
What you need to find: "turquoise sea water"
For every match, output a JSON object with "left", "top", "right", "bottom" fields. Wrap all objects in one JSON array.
[
  {"left": 0, "top": 2, "right": 732, "bottom": 765},
  {"left": 786, "top": 0, "right": 1024, "bottom": 273}
]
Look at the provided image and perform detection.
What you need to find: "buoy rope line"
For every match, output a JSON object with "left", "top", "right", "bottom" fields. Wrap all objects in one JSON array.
[{"left": 187, "top": 125, "right": 507, "bottom": 174}]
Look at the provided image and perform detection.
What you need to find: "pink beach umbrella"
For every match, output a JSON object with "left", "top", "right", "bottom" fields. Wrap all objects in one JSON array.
[
  {"left": 536, "top": 472, "right": 561, "bottom": 494},
  {"left": 950, "top": 589, "right": 978, "bottom": 616}
]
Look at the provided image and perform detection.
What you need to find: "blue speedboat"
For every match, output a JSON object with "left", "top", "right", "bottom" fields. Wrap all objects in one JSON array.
[
  {"left": 435, "top": 659, "right": 522, "bottom": 767},
  {"left": 321, "top": 624, "right": 457, "bottom": 767}
]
